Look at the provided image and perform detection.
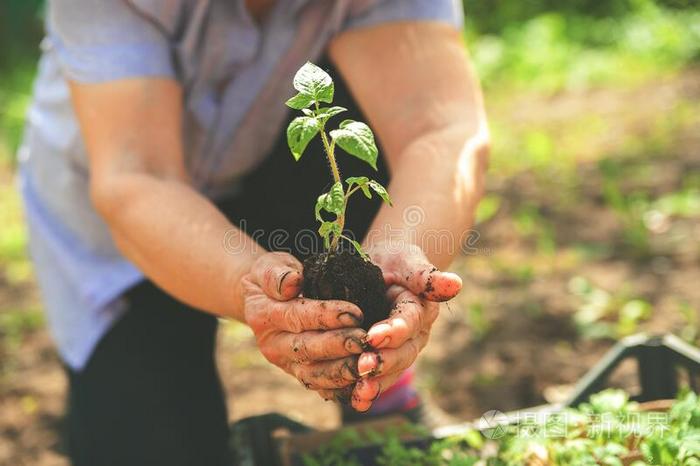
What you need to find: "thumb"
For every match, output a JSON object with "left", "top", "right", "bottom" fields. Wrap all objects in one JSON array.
[
  {"left": 382, "top": 245, "right": 462, "bottom": 302},
  {"left": 252, "top": 252, "right": 303, "bottom": 301}
]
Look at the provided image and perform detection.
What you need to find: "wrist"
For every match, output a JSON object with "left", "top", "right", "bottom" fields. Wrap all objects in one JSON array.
[{"left": 224, "top": 240, "right": 268, "bottom": 322}]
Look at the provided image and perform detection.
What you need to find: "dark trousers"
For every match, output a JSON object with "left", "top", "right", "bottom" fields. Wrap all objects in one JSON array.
[{"left": 66, "top": 59, "right": 389, "bottom": 466}]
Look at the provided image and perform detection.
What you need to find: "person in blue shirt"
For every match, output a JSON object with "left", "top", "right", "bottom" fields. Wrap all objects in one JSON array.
[{"left": 19, "top": 0, "right": 489, "bottom": 464}]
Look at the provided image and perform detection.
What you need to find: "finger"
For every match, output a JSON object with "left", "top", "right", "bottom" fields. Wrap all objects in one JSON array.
[
  {"left": 317, "top": 386, "right": 354, "bottom": 404},
  {"left": 291, "top": 357, "right": 359, "bottom": 390},
  {"left": 382, "top": 246, "right": 462, "bottom": 302},
  {"left": 385, "top": 268, "right": 462, "bottom": 302},
  {"left": 252, "top": 252, "right": 304, "bottom": 301},
  {"left": 351, "top": 377, "right": 381, "bottom": 412},
  {"left": 276, "top": 327, "right": 366, "bottom": 362},
  {"left": 365, "top": 292, "right": 437, "bottom": 349},
  {"left": 350, "top": 373, "right": 402, "bottom": 412},
  {"left": 245, "top": 290, "right": 363, "bottom": 332},
  {"left": 358, "top": 332, "right": 429, "bottom": 378}
]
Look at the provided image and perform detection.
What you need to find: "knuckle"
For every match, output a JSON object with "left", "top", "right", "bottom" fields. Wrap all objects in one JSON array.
[
  {"left": 251, "top": 254, "right": 270, "bottom": 275},
  {"left": 328, "top": 360, "right": 355, "bottom": 385},
  {"left": 241, "top": 275, "right": 257, "bottom": 294},
  {"left": 283, "top": 305, "right": 303, "bottom": 333},
  {"left": 262, "top": 267, "right": 278, "bottom": 290},
  {"left": 291, "top": 334, "right": 311, "bottom": 362},
  {"left": 333, "top": 362, "right": 350, "bottom": 382},
  {"left": 328, "top": 331, "right": 350, "bottom": 355}
]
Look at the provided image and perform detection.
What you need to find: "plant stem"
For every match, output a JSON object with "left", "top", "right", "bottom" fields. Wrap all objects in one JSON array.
[
  {"left": 316, "top": 102, "right": 342, "bottom": 185},
  {"left": 320, "top": 129, "right": 341, "bottom": 185},
  {"left": 345, "top": 185, "right": 361, "bottom": 201},
  {"left": 316, "top": 102, "right": 345, "bottom": 252}
]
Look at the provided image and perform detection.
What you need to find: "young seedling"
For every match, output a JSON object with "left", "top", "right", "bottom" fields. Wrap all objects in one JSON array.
[
  {"left": 285, "top": 61, "right": 392, "bottom": 333},
  {"left": 286, "top": 62, "right": 392, "bottom": 258}
]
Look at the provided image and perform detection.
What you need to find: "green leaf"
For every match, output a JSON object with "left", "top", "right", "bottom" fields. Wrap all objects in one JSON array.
[
  {"left": 316, "top": 106, "right": 347, "bottom": 123},
  {"left": 318, "top": 221, "right": 340, "bottom": 237},
  {"left": 346, "top": 176, "right": 369, "bottom": 185},
  {"left": 293, "top": 62, "right": 334, "bottom": 104},
  {"left": 314, "top": 196, "right": 325, "bottom": 221},
  {"left": 327, "top": 182, "right": 345, "bottom": 214},
  {"left": 346, "top": 176, "right": 371, "bottom": 198},
  {"left": 318, "top": 221, "right": 341, "bottom": 248},
  {"left": 287, "top": 116, "right": 319, "bottom": 161},
  {"left": 314, "top": 182, "right": 345, "bottom": 220},
  {"left": 285, "top": 92, "right": 314, "bottom": 110},
  {"left": 329, "top": 120, "right": 378, "bottom": 170},
  {"left": 346, "top": 238, "right": 369, "bottom": 260},
  {"left": 368, "top": 180, "right": 392, "bottom": 205}
]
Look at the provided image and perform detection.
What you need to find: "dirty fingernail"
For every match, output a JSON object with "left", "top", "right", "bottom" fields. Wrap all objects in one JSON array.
[
  {"left": 358, "top": 352, "right": 378, "bottom": 374},
  {"left": 344, "top": 337, "right": 364, "bottom": 353},
  {"left": 367, "top": 331, "right": 391, "bottom": 348},
  {"left": 367, "top": 323, "right": 391, "bottom": 340},
  {"left": 354, "top": 378, "right": 380, "bottom": 401},
  {"left": 338, "top": 312, "right": 361, "bottom": 327},
  {"left": 277, "top": 270, "right": 292, "bottom": 294},
  {"left": 375, "top": 336, "right": 391, "bottom": 349}
]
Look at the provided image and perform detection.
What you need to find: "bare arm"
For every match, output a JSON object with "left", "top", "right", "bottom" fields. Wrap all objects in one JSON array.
[
  {"left": 329, "top": 21, "right": 490, "bottom": 410},
  {"left": 71, "top": 77, "right": 365, "bottom": 393},
  {"left": 70, "top": 78, "right": 262, "bottom": 319},
  {"left": 329, "top": 21, "right": 489, "bottom": 269}
]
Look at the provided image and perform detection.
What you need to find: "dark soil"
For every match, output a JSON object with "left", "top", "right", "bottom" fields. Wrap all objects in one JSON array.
[{"left": 302, "top": 250, "right": 389, "bottom": 331}]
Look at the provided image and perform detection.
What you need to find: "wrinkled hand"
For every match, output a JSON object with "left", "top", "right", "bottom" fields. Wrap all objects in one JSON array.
[
  {"left": 242, "top": 252, "right": 366, "bottom": 393},
  {"left": 347, "top": 243, "right": 462, "bottom": 411}
]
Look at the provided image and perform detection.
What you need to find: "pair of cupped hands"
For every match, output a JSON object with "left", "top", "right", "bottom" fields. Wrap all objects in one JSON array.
[{"left": 242, "top": 243, "right": 462, "bottom": 412}]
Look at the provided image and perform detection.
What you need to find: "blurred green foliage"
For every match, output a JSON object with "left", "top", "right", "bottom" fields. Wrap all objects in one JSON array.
[
  {"left": 465, "top": 0, "right": 700, "bottom": 91},
  {"left": 463, "top": 0, "right": 699, "bottom": 34},
  {"left": 0, "top": 0, "right": 43, "bottom": 163},
  {"left": 568, "top": 276, "right": 653, "bottom": 339}
]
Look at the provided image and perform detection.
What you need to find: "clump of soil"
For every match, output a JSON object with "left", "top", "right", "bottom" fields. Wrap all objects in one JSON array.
[{"left": 303, "top": 249, "right": 389, "bottom": 331}]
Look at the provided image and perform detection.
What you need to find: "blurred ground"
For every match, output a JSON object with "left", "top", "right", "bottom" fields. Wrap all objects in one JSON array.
[{"left": 1, "top": 65, "right": 698, "bottom": 465}]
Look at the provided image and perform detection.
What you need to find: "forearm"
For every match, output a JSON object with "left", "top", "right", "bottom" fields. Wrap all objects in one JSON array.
[
  {"left": 365, "top": 124, "right": 489, "bottom": 269},
  {"left": 95, "top": 174, "right": 264, "bottom": 320},
  {"left": 329, "top": 22, "right": 490, "bottom": 268}
]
